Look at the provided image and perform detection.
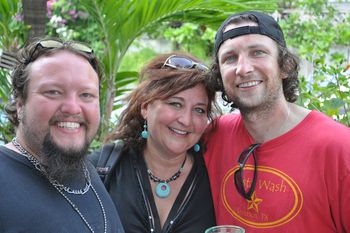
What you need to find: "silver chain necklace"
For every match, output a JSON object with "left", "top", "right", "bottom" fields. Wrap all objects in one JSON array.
[
  {"left": 12, "top": 137, "right": 107, "bottom": 233},
  {"left": 12, "top": 137, "right": 91, "bottom": 194}
]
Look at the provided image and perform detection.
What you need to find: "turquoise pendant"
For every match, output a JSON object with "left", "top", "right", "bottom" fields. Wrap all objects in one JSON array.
[{"left": 156, "top": 182, "right": 170, "bottom": 198}]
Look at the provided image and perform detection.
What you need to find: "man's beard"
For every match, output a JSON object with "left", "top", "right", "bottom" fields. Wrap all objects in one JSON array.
[
  {"left": 40, "top": 133, "right": 90, "bottom": 184},
  {"left": 226, "top": 75, "right": 283, "bottom": 115}
]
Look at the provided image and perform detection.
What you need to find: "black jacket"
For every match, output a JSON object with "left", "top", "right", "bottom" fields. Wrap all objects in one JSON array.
[{"left": 89, "top": 143, "right": 216, "bottom": 233}]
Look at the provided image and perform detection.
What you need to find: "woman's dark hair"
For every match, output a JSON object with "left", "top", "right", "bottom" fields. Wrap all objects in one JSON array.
[
  {"left": 106, "top": 51, "right": 219, "bottom": 152},
  {"left": 5, "top": 37, "right": 102, "bottom": 126}
]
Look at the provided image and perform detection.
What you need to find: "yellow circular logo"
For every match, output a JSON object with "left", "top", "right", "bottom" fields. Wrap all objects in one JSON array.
[{"left": 222, "top": 165, "right": 303, "bottom": 228}]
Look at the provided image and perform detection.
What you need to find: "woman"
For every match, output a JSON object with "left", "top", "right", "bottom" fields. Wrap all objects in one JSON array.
[{"left": 90, "top": 52, "right": 218, "bottom": 232}]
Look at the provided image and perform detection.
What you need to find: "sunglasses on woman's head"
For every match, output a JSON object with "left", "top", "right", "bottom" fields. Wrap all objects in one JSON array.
[
  {"left": 162, "top": 55, "right": 209, "bottom": 72},
  {"left": 234, "top": 143, "right": 261, "bottom": 200}
]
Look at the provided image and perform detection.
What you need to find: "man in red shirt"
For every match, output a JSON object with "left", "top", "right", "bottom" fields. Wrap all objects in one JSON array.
[{"left": 205, "top": 11, "right": 350, "bottom": 233}]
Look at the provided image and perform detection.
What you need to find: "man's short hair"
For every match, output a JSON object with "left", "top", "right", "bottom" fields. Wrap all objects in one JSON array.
[{"left": 5, "top": 38, "right": 102, "bottom": 126}]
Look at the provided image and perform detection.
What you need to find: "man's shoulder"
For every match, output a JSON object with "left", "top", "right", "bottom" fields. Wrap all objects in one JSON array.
[
  {"left": 309, "top": 110, "right": 349, "bottom": 132},
  {"left": 304, "top": 111, "right": 350, "bottom": 149},
  {"left": 207, "top": 113, "right": 243, "bottom": 140},
  {"left": 212, "top": 113, "right": 242, "bottom": 134},
  {"left": 0, "top": 145, "right": 21, "bottom": 166},
  {"left": 215, "top": 112, "right": 242, "bottom": 125}
]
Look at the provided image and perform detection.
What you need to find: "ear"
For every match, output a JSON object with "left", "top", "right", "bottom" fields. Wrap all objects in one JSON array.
[
  {"left": 140, "top": 102, "right": 148, "bottom": 119},
  {"left": 280, "top": 69, "right": 288, "bottom": 80},
  {"left": 16, "top": 99, "right": 24, "bottom": 119}
]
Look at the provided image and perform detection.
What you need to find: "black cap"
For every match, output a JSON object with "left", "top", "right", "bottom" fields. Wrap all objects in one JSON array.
[{"left": 214, "top": 11, "right": 286, "bottom": 55}]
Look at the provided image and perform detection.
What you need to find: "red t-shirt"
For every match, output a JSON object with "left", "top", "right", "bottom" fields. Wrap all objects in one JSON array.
[{"left": 204, "top": 111, "right": 350, "bottom": 232}]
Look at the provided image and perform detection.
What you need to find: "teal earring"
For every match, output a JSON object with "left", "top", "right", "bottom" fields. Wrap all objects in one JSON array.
[
  {"left": 141, "top": 121, "right": 149, "bottom": 139},
  {"left": 193, "top": 143, "right": 200, "bottom": 152}
]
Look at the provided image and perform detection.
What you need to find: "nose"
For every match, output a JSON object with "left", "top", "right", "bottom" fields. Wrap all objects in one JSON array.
[
  {"left": 60, "top": 94, "right": 82, "bottom": 115},
  {"left": 235, "top": 55, "right": 254, "bottom": 76},
  {"left": 178, "top": 108, "right": 192, "bottom": 126}
]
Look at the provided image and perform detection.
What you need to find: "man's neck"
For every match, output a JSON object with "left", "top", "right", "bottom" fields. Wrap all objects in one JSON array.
[{"left": 242, "top": 103, "right": 310, "bottom": 143}]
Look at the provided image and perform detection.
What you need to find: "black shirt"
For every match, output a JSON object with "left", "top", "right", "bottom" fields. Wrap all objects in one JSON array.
[
  {"left": 0, "top": 146, "right": 124, "bottom": 233},
  {"left": 106, "top": 146, "right": 216, "bottom": 233}
]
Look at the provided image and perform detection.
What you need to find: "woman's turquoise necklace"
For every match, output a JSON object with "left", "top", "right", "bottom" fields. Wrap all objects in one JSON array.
[{"left": 147, "top": 156, "right": 187, "bottom": 198}]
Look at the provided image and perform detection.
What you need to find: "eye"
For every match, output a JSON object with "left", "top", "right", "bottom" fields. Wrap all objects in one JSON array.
[
  {"left": 44, "top": 90, "right": 61, "bottom": 97},
  {"left": 80, "top": 92, "right": 97, "bottom": 101},
  {"left": 222, "top": 55, "right": 237, "bottom": 64},
  {"left": 168, "top": 101, "right": 182, "bottom": 108},
  {"left": 253, "top": 50, "right": 266, "bottom": 57},
  {"left": 194, "top": 107, "right": 207, "bottom": 114}
]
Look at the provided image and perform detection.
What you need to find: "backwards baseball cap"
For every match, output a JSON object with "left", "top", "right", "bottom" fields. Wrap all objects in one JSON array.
[{"left": 214, "top": 11, "right": 286, "bottom": 55}]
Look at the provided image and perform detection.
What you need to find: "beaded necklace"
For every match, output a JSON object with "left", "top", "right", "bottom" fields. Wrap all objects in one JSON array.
[
  {"left": 147, "top": 156, "right": 187, "bottom": 198},
  {"left": 12, "top": 137, "right": 107, "bottom": 233}
]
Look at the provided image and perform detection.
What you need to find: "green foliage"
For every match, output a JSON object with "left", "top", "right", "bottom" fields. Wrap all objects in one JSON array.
[
  {"left": 280, "top": 0, "right": 350, "bottom": 126},
  {"left": 0, "top": 69, "right": 14, "bottom": 144},
  {"left": 73, "top": 0, "right": 278, "bottom": 140},
  {"left": 0, "top": 0, "right": 28, "bottom": 50},
  {"left": 162, "top": 22, "right": 216, "bottom": 62},
  {"left": 119, "top": 47, "right": 158, "bottom": 72},
  {"left": 0, "top": 0, "right": 278, "bottom": 144},
  {"left": 0, "top": 0, "right": 29, "bottom": 143},
  {"left": 46, "top": 0, "right": 104, "bottom": 57}
]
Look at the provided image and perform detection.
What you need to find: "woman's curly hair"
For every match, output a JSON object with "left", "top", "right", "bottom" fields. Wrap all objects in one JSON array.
[{"left": 105, "top": 51, "right": 220, "bottom": 152}]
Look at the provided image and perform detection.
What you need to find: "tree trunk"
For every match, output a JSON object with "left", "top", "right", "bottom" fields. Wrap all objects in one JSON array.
[{"left": 22, "top": 0, "right": 47, "bottom": 40}]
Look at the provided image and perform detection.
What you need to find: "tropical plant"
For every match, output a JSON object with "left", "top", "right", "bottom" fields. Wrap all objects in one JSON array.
[
  {"left": 0, "top": 0, "right": 29, "bottom": 143},
  {"left": 161, "top": 22, "right": 216, "bottom": 62},
  {"left": 279, "top": 0, "right": 350, "bottom": 126},
  {"left": 78, "top": 0, "right": 277, "bottom": 141},
  {"left": 47, "top": 0, "right": 277, "bottom": 142},
  {"left": 0, "top": 0, "right": 28, "bottom": 51},
  {"left": 0, "top": 0, "right": 279, "bottom": 145}
]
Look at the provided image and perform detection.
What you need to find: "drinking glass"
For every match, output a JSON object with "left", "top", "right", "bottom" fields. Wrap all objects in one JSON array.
[{"left": 205, "top": 225, "right": 245, "bottom": 233}]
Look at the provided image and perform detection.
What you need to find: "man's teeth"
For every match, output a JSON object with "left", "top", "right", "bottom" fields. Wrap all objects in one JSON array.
[
  {"left": 58, "top": 122, "right": 80, "bottom": 129},
  {"left": 239, "top": 81, "right": 260, "bottom": 88},
  {"left": 171, "top": 128, "right": 188, "bottom": 135}
]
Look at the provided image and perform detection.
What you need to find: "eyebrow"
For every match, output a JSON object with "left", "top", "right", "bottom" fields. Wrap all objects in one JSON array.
[
  {"left": 247, "top": 43, "right": 270, "bottom": 50},
  {"left": 168, "top": 96, "right": 208, "bottom": 106},
  {"left": 219, "top": 43, "right": 271, "bottom": 58}
]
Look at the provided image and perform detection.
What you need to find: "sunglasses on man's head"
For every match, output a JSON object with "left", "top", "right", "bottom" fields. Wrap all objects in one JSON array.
[
  {"left": 234, "top": 143, "right": 261, "bottom": 200},
  {"left": 163, "top": 55, "right": 209, "bottom": 72},
  {"left": 27, "top": 39, "right": 94, "bottom": 64},
  {"left": 36, "top": 39, "right": 93, "bottom": 53}
]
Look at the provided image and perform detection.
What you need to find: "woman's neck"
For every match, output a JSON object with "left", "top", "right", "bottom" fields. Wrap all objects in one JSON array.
[{"left": 143, "top": 146, "right": 188, "bottom": 176}]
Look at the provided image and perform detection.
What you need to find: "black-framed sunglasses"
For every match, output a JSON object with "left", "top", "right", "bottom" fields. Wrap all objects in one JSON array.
[
  {"left": 162, "top": 55, "right": 209, "bottom": 72},
  {"left": 234, "top": 143, "right": 261, "bottom": 200},
  {"left": 27, "top": 39, "right": 94, "bottom": 64}
]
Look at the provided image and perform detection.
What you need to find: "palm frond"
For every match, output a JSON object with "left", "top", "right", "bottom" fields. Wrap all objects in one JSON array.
[
  {"left": 0, "top": 51, "right": 17, "bottom": 69},
  {"left": 80, "top": 0, "right": 278, "bottom": 137}
]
